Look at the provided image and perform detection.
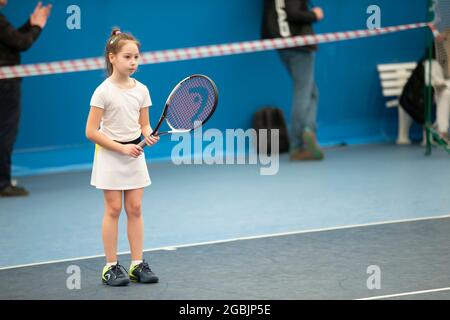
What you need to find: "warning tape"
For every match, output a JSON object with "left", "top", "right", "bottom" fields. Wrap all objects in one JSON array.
[{"left": 0, "top": 22, "right": 438, "bottom": 80}]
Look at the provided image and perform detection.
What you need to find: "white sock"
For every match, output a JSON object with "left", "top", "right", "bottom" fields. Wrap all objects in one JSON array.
[
  {"left": 131, "top": 260, "right": 143, "bottom": 268},
  {"left": 106, "top": 261, "right": 117, "bottom": 267}
]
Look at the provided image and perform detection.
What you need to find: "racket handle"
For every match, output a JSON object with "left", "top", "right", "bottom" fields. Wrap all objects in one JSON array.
[
  {"left": 138, "top": 132, "right": 159, "bottom": 148},
  {"left": 137, "top": 139, "right": 146, "bottom": 148},
  {"left": 138, "top": 128, "right": 177, "bottom": 147}
]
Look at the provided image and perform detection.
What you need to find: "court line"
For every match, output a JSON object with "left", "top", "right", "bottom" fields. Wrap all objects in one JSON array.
[
  {"left": 356, "top": 287, "right": 450, "bottom": 300},
  {"left": 1, "top": 213, "right": 450, "bottom": 271}
]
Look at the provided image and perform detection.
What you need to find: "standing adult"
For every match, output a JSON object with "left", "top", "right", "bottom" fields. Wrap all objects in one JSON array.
[
  {"left": 0, "top": 1, "right": 52, "bottom": 196},
  {"left": 262, "top": 0, "right": 325, "bottom": 160}
]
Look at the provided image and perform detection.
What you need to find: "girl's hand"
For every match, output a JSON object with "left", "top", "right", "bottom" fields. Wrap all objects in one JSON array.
[
  {"left": 145, "top": 134, "right": 160, "bottom": 146},
  {"left": 121, "top": 144, "right": 143, "bottom": 158}
]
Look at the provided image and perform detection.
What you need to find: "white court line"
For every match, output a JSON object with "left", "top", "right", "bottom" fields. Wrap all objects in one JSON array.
[
  {"left": 357, "top": 287, "right": 450, "bottom": 300},
  {"left": 1, "top": 213, "right": 450, "bottom": 271}
]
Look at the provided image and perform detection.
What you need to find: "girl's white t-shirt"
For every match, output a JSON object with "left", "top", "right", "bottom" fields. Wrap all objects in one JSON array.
[{"left": 90, "top": 78, "right": 152, "bottom": 142}]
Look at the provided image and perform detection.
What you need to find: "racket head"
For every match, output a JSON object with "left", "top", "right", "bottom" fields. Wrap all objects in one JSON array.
[{"left": 156, "top": 74, "right": 218, "bottom": 135}]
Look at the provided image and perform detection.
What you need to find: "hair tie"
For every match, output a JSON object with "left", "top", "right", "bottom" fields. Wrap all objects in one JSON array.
[{"left": 110, "top": 31, "right": 121, "bottom": 44}]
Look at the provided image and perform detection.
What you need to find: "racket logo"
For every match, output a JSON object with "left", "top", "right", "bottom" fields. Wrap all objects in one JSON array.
[{"left": 189, "top": 86, "right": 209, "bottom": 122}]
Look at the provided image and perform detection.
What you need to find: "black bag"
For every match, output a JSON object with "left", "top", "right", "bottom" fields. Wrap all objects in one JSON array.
[
  {"left": 399, "top": 58, "right": 435, "bottom": 125},
  {"left": 252, "top": 107, "right": 290, "bottom": 154}
]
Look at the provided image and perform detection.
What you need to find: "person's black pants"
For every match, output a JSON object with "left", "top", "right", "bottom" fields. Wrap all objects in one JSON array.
[{"left": 0, "top": 78, "right": 21, "bottom": 189}]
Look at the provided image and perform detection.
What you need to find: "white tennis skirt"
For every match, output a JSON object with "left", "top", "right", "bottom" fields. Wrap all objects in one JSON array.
[{"left": 90, "top": 144, "right": 151, "bottom": 190}]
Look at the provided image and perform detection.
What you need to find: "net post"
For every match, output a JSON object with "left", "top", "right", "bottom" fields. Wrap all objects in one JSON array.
[{"left": 424, "top": 0, "right": 435, "bottom": 156}]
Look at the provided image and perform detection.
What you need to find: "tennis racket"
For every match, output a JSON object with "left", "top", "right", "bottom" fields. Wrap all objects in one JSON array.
[{"left": 138, "top": 74, "right": 218, "bottom": 148}]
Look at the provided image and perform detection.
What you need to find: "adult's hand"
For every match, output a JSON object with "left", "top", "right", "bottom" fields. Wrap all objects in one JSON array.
[
  {"left": 312, "top": 7, "right": 324, "bottom": 21},
  {"left": 30, "top": 2, "right": 52, "bottom": 28}
]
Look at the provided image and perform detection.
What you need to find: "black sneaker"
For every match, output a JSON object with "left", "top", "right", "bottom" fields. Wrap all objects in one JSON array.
[
  {"left": 102, "top": 262, "right": 130, "bottom": 286},
  {"left": 0, "top": 185, "right": 29, "bottom": 197},
  {"left": 129, "top": 260, "right": 159, "bottom": 283}
]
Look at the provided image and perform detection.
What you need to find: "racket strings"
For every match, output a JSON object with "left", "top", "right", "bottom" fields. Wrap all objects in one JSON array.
[{"left": 166, "top": 76, "right": 216, "bottom": 131}]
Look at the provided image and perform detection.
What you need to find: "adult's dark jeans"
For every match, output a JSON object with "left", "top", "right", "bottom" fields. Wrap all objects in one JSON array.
[{"left": 0, "top": 78, "right": 21, "bottom": 189}]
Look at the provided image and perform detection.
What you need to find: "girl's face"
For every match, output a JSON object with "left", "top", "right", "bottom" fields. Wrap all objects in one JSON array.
[
  {"left": 0, "top": 0, "right": 8, "bottom": 7},
  {"left": 109, "top": 41, "right": 140, "bottom": 77}
]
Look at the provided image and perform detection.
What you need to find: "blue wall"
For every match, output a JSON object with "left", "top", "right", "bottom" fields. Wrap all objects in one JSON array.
[{"left": 3, "top": 0, "right": 430, "bottom": 169}]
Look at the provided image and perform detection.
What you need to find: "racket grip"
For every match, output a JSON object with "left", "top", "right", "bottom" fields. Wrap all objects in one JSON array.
[
  {"left": 137, "top": 139, "right": 147, "bottom": 148},
  {"left": 138, "top": 132, "right": 159, "bottom": 148}
]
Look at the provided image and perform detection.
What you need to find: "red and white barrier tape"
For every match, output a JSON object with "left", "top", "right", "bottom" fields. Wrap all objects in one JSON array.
[{"left": 0, "top": 22, "right": 438, "bottom": 80}]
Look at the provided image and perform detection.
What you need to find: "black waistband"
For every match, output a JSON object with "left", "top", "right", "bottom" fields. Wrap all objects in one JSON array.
[{"left": 115, "top": 136, "right": 142, "bottom": 145}]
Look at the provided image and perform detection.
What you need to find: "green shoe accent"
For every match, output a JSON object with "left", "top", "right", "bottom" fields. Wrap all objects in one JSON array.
[
  {"left": 129, "top": 260, "right": 159, "bottom": 283},
  {"left": 302, "top": 130, "right": 324, "bottom": 160},
  {"left": 102, "top": 265, "right": 110, "bottom": 281},
  {"left": 101, "top": 263, "right": 130, "bottom": 286},
  {"left": 129, "top": 264, "right": 139, "bottom": 282}
]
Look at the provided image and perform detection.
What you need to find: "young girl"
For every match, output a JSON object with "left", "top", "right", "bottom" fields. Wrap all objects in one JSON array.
[{"left": 86, "top": 28, "right": 160, "bottom": 286}]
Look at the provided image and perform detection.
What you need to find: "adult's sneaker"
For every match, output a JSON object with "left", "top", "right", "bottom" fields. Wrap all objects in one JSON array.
[
  {"left": 302, "top": 128, "right": 324, "bottom": 160},
  {"left": 0, "top": 185, "right": 29, "bottom": 197}
]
